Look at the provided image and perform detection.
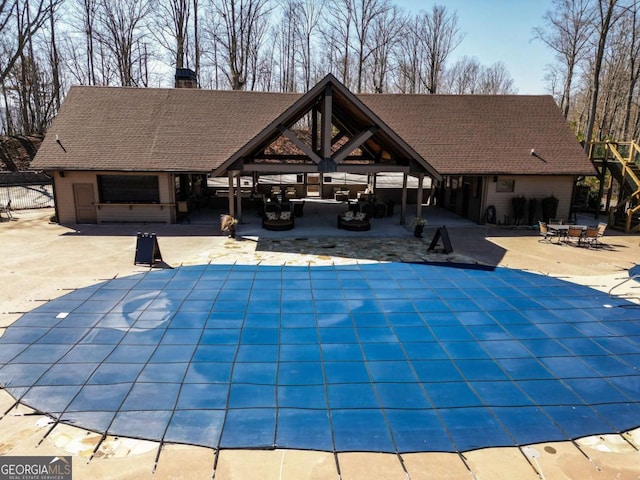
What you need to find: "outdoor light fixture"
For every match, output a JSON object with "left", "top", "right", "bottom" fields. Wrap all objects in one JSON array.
[
  {"left": 56, "top": 134, "right": 67, "bottom": 153},
  {"left": 530, "top": 148, "right": 546, "bottom": 162}
]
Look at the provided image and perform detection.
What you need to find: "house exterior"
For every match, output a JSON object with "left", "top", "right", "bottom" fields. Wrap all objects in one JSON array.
[{"left": 31, "top": 74, "right": 593, "bottom": 225}]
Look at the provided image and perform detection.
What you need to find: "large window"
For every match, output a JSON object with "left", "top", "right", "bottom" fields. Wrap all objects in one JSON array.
[{"left": 98, "top": 175, "right": 160, "bottom": 203}]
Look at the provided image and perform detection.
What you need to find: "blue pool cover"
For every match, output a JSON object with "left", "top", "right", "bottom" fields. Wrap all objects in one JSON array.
[{"left": 1, "top": 262, "right": 639, "bottom": 453}]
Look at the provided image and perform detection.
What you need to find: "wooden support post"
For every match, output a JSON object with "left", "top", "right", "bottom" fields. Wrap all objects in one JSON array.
[
  {"left": 597, "top": 159, "right": 607, "bottom": 220},
  {"left": 227, "top": 172, "right": 235, "bottom": 218},
  {"left": 321, "top": 85, "right": 332, "bottom": 162},
  {"left": 416, "top": 173, "right": 424, "bottom": 220},
  {"left": 401, "top": 172, "right": 408, "bottom": 225},
  {"left": 235, "top": 174, "right": 242, "bottom": 222},
  {"left": 311, "top": 106, "right": 318, "bottom": 153},
  {"left": 428, "top": 179, "right": 437, "bottom": 206}
]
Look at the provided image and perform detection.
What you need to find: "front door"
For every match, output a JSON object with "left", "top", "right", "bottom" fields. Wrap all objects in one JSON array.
[
  {"left": 73, "top": 183, "right": 97, "bottom": 223},
  {"left": 306, "top": 174, "right": 320, "bottom": 197}
]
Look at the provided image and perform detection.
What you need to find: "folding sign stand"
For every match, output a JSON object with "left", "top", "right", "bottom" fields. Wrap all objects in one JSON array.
[
  {"left": 134, "top": 232, "right": 163, "bottom": 266},
  {"left": 427, "top": 226, "right": 454, "bottom": 254}
]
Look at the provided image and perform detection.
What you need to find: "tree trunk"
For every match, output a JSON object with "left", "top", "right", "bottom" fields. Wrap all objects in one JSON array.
[
  {"left": 194, "top": 0, "right": 200, "bottom": 81},
  {"left": 561, "top": 60, "right": 575, "bottom": 118},
  {"left": 623, "top": 7, "right": 639, "bottom": 140},
  {"left": 584, "top": 0, "right": 618, "bottom": 151},
  {"left": 50, "top": 0, "right": 61, "bottom": 112}
]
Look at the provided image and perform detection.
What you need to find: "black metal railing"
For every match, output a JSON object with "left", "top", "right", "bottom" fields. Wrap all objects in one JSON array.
[{"left": 0, "top": 183, "right": 54, "bottom": 210}]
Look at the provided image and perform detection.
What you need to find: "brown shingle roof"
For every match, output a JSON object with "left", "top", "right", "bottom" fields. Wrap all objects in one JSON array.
[
  {"left": 360, "top": 94, "right": 592, "bottom": 175},
  {"left": 32, "top": 82, "right": 593, "bottom": 176},
  {"left": 33, "top": 86, "right": 301, "bottom": 172}
]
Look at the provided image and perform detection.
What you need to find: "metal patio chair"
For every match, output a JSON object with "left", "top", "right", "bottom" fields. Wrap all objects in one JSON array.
[
  {"left": 0, "top": 200, "right": 12, "bottom": 220},
  {"left": 563, "top": 226, "right": 583, "bottom": 246},
  {"left": 538, "top": 221, "right": 556, "bottom": 242},
  {"left": 596, "top": 222, "right": 608, "bottom": 245},
  {"left": 582, "top": 226, "right": 599, "bottom": 247}
]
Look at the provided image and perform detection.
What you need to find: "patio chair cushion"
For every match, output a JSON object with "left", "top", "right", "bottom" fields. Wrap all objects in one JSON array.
[
  {"left": 262, "top": 211, "right": 295, "bottom": 231},
  {"left": 337, "top": 211, "right": 370, "bottom": 231}
]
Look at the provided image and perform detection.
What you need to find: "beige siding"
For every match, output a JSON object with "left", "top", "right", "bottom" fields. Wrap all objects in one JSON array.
[
  {"left": 53, "top": 171, "right": 96, "bottom": 223},
  {"left": 484, "top": 175, "right": 575, "bottom": 224},
  {"left": 53, "top": 171, "right": 174, "bottom": 224}
]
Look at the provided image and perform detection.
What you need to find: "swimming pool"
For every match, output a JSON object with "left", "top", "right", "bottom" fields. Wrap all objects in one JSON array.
[{"left": 1, "top": 262, "right": 638, "bottom": 453}]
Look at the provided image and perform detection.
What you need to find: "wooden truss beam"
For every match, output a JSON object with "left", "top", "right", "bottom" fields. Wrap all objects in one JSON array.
[
  {"left": 242, "top": 163, "right": 410, "bottom": 173},
  {"left": 331, "top": 129, "right": 347, "bottom": 146},
  {"left": 279, "top": 125, "right": 322, "bottom": 164},
  {"left": 254, "top": 154, "right": 376, "bottom": 161},
  {"left": 321, "top": 85, "right": 332, "bottom": 159},
  {"left": 333, "top": 126, "right": 379, "bottom": 164}
]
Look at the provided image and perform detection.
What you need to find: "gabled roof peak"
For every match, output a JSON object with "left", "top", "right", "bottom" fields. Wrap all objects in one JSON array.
[{"left": 213, "top": 72, "right": 440, "bottom": 178}]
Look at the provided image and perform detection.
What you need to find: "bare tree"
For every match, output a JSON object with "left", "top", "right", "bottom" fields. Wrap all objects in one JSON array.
[
  {"left": 621, "top": 1, "right": 640, "bottom": 139},
  {"left": 444, "top": 56, "right": 482, "bottom": 94},
  {"left": 212, "top": 0, "right": 272, "bottom": 90},
  {"left": 277, "top": 0, "right": 298, "bottom": 92},
  {"left": 95, "top": 0, "right": 153, "bottom": 87},
  {"left": 543, "top": 63, "right": 566, "bottom": 100},
  {"left": 19, "top": 0, "right": 41, "bottom": 131},
  {"left": 322, "top": 0, "right": 353, "bottom": 86},
  {"left": 583, "top": 0, "right": 622, "bottom": 148},
  {"left": 71, "top": 0, "right": 99, "bottom": 85},
  {"left": 479, "top": 61, "right": 516, "bottom": 94},
  {"left": 253, "top": 28, "right": 275, "bottom": 90},
  {"left": 296, "top": 0, "right": 323, "bottom": 90},
  {"left": 154, "top": 0, "right": 191, "bottom": 70},
  {"left": 193, "top": 0, "right": 200, "bottom": 79},
  {"left": 442, "top": 56, "right": 515, "bottom": 94},
  {"left": 396, "top": 15, "right": 424, "bottom": 93},
  {"left": 395, "top": 5, "right": 462, "bottom": 94},
  {"left": 590, "top": 13, "right": 631, "bottom": 139},
  {"left": 201, "top": 2, "right": 224, "bottom": 89},
  {"left": 4, "top": 0, "right": 64, "bottom": 134},
  {"left": 534, "top": 0, "right": 594, "bottom": 118},
  {"left": 0, "top": 0, "right": 59, "bottom": 84},
  {"left": 351, "top": 0, "right": 391, "bottom": 93},
  {"left": 368, "top": 4, "right": 403, "bottom": 93},
  {"left": 49, "top": 0, "right": 61, "bottom": 111},
  {"left": 419, "top": 4, "right": 463, "bottom": 94},
  {"left": 246, "top": 5, "right": 269, "bottom": 90}
]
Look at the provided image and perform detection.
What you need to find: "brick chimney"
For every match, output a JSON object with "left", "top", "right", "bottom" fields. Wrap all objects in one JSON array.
[{"left": 175, "top": 68, "right": 198, "bottom": 88}]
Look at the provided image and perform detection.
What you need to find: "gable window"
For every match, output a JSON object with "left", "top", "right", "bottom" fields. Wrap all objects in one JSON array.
[{"left": 98, "top": 175, "right": 160, "bottom": 203}]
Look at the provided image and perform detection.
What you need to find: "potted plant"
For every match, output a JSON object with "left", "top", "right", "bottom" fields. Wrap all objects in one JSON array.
[
  {"left": 413, "top": 217, "right": 427, "bottom": 238},
  {"left": 220, "top": 214, "right": 238, "bottom": 238}
]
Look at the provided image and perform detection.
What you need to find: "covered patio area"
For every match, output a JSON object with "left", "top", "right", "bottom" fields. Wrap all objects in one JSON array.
[{"left": 212, "top": 75, "right": 440, "bottom": 228}]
